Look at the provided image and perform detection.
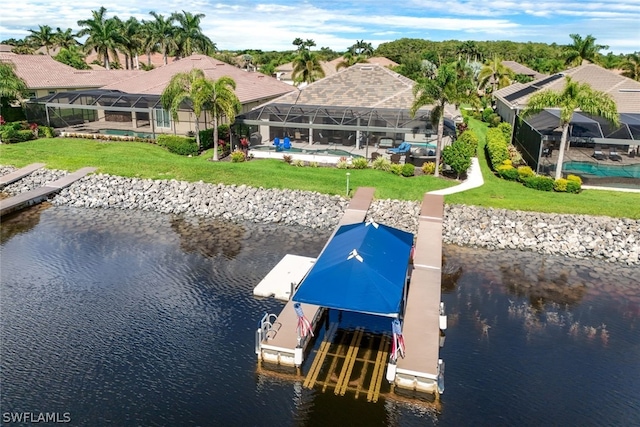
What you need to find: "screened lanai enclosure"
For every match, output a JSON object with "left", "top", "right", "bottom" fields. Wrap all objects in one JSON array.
[
  {"left": 25, "top": 90, "right": 209, "bottom": 139},
  {"left": 513, "top": 109, "right": 640, "bottom": 188},
  {"left": 235, "top": 103, "right": 457, "bottom": 150}
]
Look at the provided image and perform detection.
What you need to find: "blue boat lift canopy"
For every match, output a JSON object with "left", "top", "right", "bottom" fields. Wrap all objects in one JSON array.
[{"left": 292, "top": 222, "right": 414, "bottom": 318}]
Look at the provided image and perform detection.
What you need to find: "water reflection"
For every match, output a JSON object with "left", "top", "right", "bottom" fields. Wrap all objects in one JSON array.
[
  {"left": 0, "top": 202, "right": 50, "bottom": 244},
  {"left": 0, "top": 206, "right": 638, "bottom": 426}
]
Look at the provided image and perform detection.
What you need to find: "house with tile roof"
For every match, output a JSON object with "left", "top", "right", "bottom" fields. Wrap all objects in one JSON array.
[
  {"left": 26, "top": 54, "right": 295, "bottom": 138},
  {"left": 0, "top": 52, "right": 143, "bottom": 99},
  {"left": 501, "top": 61, "right": 546, "bottom": 81},
  {"left": 238, "top": 63, "right": 458, "bottom": 149},
  {"left": 493, "top": 64, "right": 640, "bottom": 184}
]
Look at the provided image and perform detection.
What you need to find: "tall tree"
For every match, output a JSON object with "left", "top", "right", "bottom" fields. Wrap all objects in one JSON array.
[
  {"left": 207, "top": 76, "right": 240, "bottom": 161},
  {"left": 477, "top": 56, "right": 515, "bottom": 93},
  {"left": 335, "top": 52, "right": 368, "bottom": 70},
  {"left": 172, "top": 10, "right": 215, "bottom": 57},
  {"left": 291, "top": 49, "right": 325, "bottom": 86},
  {"left": 161, "top": 68, "right": 213, "bottom": 151},
  {"left": 348, "top": 40, "right": 373, "bottom": 57},
  {"left": 53, "top": 27, "right": 78, "bottom": 50},
  {"left": 521, "top": 76, "right": 619, "bottom": 180},
  {"left": 620, "top": 53, "right": 640, "bottom": 81},
  {"left": 145, "top": 12, "right": 177, "bottom": 65},
  {"left": 564, "top": 34, "right": 608, "bottom": 67},
  {"left": 0, "top": 62, "right": 28, "bottom": 117},
  {"left": 27, "top": 25, "right": 55, "bottom": 55},
  {"left": 116, "top": 17, "right": 141, "bottom": 69},
  {"left": 77, "top": 7, "right": 122, "bottom": 70},
  {"left": 410, "top": 62, "right": 476, "bottom": 177}
]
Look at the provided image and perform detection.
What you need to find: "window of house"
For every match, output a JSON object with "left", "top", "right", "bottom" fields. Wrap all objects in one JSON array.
[{"left": 155, "top": 108, "right": 171, "bottom": 128}]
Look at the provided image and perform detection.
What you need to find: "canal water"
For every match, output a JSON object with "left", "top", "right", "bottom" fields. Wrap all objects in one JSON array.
[{"left": 1, "top": 205, "right": 639, "bottom": 426}]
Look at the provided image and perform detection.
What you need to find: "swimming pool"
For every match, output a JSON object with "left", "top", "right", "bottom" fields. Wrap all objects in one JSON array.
[
  {"left": 251, "top": 145, "right": 363, "bottom": 158},
  {"left": 562, "top": 161, "right": 640, "bottom": 179},
  {"left": 99, "top": 129, "right": 155, "bottom": 139}
]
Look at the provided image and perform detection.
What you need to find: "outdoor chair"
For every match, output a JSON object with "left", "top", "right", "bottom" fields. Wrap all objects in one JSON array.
[
  {"left": 370, "top": 152, "right": 381, "bottom": 162},
  {"left": 273, "top": 137, "right": 281, "bottom": 151},
  {"left": 390, "top": 154, "right": 401, "bottom": 164},
  {"left": 591, "top": 149, "right": 606, "bottom": 161},
  {"left": 609, "top": 148, "right": 622, "bottom": 162},
  {"left": 387, "top": 142, "right": 412, "bottom": 154},
  {"left": 283, "top": 137, "right": 291, "bottom": 150}
]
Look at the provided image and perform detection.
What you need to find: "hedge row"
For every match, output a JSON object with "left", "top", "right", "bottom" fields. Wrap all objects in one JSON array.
[
  {"left": 497, "top": 160, "right": 582, "bottom": 193},
  {"left": 156, "top": 135, "right": 199, "bottom": 156}
]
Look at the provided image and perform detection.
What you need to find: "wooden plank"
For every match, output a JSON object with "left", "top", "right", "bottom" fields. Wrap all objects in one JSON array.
[
  {"left": 0, "top": 163, "right": 45, "bottom": 187},
  {"left": 336, "top": 328, "right": 364, "bottom": 395},
  {"left": 368, "top": 335, "right": 389, "bottom": 403},
  {"left": 354, "top": 337, "right": 375, "bottom": 400},
  {"left": 303, "top": 322, "right": 338, "bottom": 389},
  {"left": 321, "top": 330, "right": 350, "bottom": 393}
]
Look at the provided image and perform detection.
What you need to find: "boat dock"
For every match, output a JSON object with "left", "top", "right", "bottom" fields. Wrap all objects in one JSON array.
[
  {"left": 393, "top": 193, "right": 445, "bottom": 394},
  {"left": 0, "top": 163, "right": 45, "bottom": 188},
  {"left": 256, "top": 187, "right": 375, "bottom": 366},
  {"left": 0, "top": 166, "right": 96, "bottom": 216}
]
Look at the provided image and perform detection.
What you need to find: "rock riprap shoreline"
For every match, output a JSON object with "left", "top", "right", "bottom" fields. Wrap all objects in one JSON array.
[{"left": 2, "top": 166, "right": 638, "bottom": 265}]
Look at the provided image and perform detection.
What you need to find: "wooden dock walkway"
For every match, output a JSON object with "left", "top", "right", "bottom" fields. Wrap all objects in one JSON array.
[
  {"left": 0, "top": 167, "right": 96, "bottom": 216},
  {"left": 395, "top": 193, "right": 444, "bottom": 393},
  {"left": 0, "top": 163, "right": 45, "bottom": 188},
  {"left": 259, "top": 186, "right": 376, "bottom": 366}
]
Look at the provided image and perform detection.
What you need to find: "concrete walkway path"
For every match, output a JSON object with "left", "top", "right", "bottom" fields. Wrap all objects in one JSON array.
[{"left": 428, "top": 157, "right": 484, "bottom": 195}]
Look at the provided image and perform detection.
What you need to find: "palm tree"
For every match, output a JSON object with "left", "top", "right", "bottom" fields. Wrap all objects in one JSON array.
[
  {"left": 145, "top": 12, "right": 177, "bottom": 65},
  {"left": 27, "top": 25, "right": 55, "bottom": 54},
  {"left": 292, "top": 49, "right": 325, "bottom": 86},
  {"left": 620, "top": 53, "right": 640, "bottom": 81},
  {"left": 457, "top": 41, "right": 481, "bottom": 62},
  {"left": 521, "top": 76, "right": 619, "bottom": 180},
  {"left": 410, "top": 62, "right": 476, "bottom": 177},
  {"left": 348, "top": 40, "right": 374, "bottom": 57},
  {"left": 207, "top": 76, "right": 240, "bottom": 161},
  {"left": 53, "top": 27, "right": 78, "bottom": 50},
  {"left": 172, "top": 10, "right": 216, "bottom": 57},
  {"left": 117, "top": 17, "right": 141, "bottom": 69},
  {"left": 77, "top": 7, "right": 122, "bottom": 70},
  {"left": 335, "top": 52, "right": 368, "bottom": 70},
  {"left": 0, "top": 62, "right": 28, "bottom": 118},
  {"left": 478, "top": 56, "right": 515, "bottom": 93},
  {"left": 565, "top": 34, "right": 608, "bottom": 67},
  {"left": 161, "top": 68, "right": 212, "bottom": 151}
]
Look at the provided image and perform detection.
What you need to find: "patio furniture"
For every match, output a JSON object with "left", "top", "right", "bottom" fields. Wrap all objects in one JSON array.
[
  {"left": 609, "top": 148, "right": 622, "bottom": 162},
  {"left": 283, "top": 137, "right": 291, "bottom": 150},
  {"left": 390, "top": 154, "right": 401, "bottom": 164},
  {"left": 378, "top": 137, "right": 394, "bottom": 148},
  {"left": 387, "top": 142, "right": 412, "bottom": 154},
  {"left": 592, "top": 149, "right": 606, "bottom": 161},
  {"left": 370, "top": 152, "right": 381, "bottom": 162},
  {"left": 542, "top": 147, "right": 552, "bottom": 158}
]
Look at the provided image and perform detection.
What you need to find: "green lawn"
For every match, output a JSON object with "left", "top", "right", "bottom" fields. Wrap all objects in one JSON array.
[{"left": 1, "top": 121, "right": 639, "bottom": 219}]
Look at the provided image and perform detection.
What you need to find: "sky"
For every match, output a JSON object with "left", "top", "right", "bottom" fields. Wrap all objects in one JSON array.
[{"left": 1, "top": 0, "right": 639, "bottom": 54}]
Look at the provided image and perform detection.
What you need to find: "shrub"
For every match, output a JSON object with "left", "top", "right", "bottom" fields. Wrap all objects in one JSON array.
[
  {"left": 309, "top": 161, "right": 319, "bottom": 168},
  {"left": 507, "top": 144, "right": 524, "bottom": 165},
  {"left": 372, "top": 156, "right": 391, "bottom": 171},
  {"left": 482, "top": 107, "right": 494, "bottom": 123},
  {"left": 390, "top": 164, "right": 403, "bottom": 176},
  {"left": 442, "top": 141, "right": 472, "bottom": 179},
  {"left": 522, "top": 175, "right": 554, "bottom": 191},
  {"left": 517, "top": 166, "right": 534, "bottom": 180},
  {"left": 351, "top": 157, "right": 369, "bottom": 169},
  {"left": 230, "top": 150, "right": 246, "bottom": 163},
  {"left": 489, "top": 114, "right": 502, "bottom": 127},
  {"left": 457, "top": 130, "right": 479, "bottom": 155},
  {"left": 497, "top": 165, "right": 519, "bottom": 181},
  {"left": 15, "top": 129, "right": 35, "bottom": 142},
  {"left": 40, "top": 126, "right": 55, "bottom": 138},
  {"left": 485, "top": 127, "right": 510, "bottom": 170},
  {"left": 497, "top": 122, "right": 512, "bottom": 142},
  {"left": 401, "top": 163, "right": 415, "bottom": 177},
  {"left": 421, "top": 161, "right": 436, "bottom": 175},
  {"left": 567, "top": 174, "right": 582, "bottom": 185},
  {"left": 292, "top": 159, "right": 305, "bottom": 167},
  {"left": 566, "top": 180, "right": 582, "bottom": 194},
  {"left": 282, "top": 154, "right": 293, "bottom": 164},
  {"left": 336, "top": 159, "right": 349, "bottom": 169},
  {"left": 554, "top": 178, "right": 568, "bottom": 192},
  {"left": 156, "top": 135, "right": 198, "bottom": 156}
]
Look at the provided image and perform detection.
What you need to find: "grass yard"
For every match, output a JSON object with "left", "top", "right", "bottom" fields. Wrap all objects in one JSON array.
[{"left": 1, "top": 119, "right": 639, "bottom": 219}]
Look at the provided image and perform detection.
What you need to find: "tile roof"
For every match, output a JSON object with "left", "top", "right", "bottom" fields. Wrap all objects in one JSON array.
[
  {"left": 267, "top": 63, "right": 458, "bottom": 118},
  {"left": 495, "top": 64, "right": 640, "bottom": 113},
  {"left": 502, "top": 61, "right": 546, "bottom": 79},
  {"left": 275, "top": 56, "right": 398, "bottom": 81},
  {"left": 102, "top": 54, "right": 295, "bottom": 104},
  {"left": 0, "top": 52, "right": 143, "bottom": 89}
]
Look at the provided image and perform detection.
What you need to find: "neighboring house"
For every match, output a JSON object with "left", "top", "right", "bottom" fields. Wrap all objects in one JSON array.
[
  {"left": 493, "top": 64, "right": 640, "bottom": 181},
  {"left": 0, "top": 52, "right": 142, "bottom": 99},
  {"left": 27, "top": 54, "right": 295, "bottom": 137},
  {"left": 501, "top": 61, "right": 546, "bottom": 80},
  {"left": 274, "top": 56, "right": 399, "bottom": 87},
  {"left": 239, "top": 63, "right": 457, "bottom": 149}
]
